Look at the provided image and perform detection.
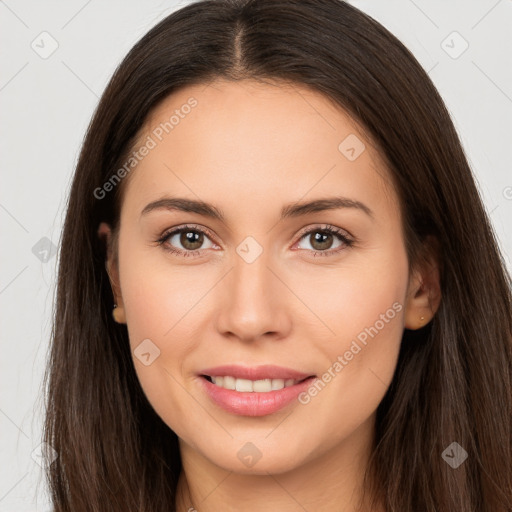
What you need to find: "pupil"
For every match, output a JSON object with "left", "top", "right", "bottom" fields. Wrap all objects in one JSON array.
[
  {"left": 181, "top": 230, "right": 203, "bottom": 250},
  {"left": 312, "top": 231, "right": 332, "bottom": 250}
]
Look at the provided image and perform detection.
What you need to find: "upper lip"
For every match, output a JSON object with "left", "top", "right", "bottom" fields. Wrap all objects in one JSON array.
[{"left": 200, "top": 364, "right": 315, "bottom": 381}]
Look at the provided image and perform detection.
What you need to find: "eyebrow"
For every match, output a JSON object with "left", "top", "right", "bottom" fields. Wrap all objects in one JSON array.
[{"left": 140, "top": 196, "right": 374, "bottom": 221}]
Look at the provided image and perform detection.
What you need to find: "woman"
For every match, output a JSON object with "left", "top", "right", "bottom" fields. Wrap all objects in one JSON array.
[{"left": 43, "top": 0, "right": 512, "bottom": 510}]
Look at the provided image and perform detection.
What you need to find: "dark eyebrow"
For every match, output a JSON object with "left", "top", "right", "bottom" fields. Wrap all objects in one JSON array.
[
  {"left": 141, "top": 196, "right": 374, "bottom": 221},
  {"left": 141, "top": 197, "right": 225, "bottom": 221},
  {"left": 281, "top": 197, "right": 374, "bottom": 220}
]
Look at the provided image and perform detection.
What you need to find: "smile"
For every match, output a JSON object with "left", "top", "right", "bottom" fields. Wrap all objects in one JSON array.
[
  {"left": 203, "top": 375, "right": 308, "bottom": 392},
  {"left": 198, "top": 365, "right": 317, "bottom": 416}
]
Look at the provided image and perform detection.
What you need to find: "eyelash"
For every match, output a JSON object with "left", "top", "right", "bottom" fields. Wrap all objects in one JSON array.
[{"left": 156, "top": 223, "right": 354, "bottom": 258}]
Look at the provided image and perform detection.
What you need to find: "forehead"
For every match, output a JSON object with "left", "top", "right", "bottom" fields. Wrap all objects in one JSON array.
[{"left": 120, "top": 79, "right": 398, "bottom": 224}]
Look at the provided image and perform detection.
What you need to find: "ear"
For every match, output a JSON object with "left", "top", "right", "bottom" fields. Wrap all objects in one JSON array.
[
  {"left": 97, "top": 222, "right": 126, "bottom": 324},
  {"left": 403, "top": 236, "right": 442, "bottom": 330}
]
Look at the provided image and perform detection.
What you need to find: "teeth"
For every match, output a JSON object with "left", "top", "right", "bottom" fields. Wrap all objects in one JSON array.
[
  {"left": 235, "top": 378, "right": 253, "bottom": 392},
  {"left": 223, "top": 376, "right": 235, "bottom": 390},
  {"left": 210, "top": 376, "right": 301, "bottom": 392},
  {"left": 272, "top": 379, "right": 284, "bottom": 390}
]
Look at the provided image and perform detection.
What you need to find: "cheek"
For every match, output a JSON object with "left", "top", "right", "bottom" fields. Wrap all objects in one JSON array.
[
  {"left": 289, "top": 235, "right": 408, "bottom": 347},
  {"left": 117, "top": 243, "right": 209, "bottom": 430},
  {"left": 298, "top": 250, "right": 407, "bottom": 437},
  {"left": 119, "top": 240, "right": 211, "bottom": 346}
]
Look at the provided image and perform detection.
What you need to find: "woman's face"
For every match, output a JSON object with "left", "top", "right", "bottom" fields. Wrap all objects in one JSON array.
[{"left": 105, "top": 79, "right": 419, "bottom": 475}]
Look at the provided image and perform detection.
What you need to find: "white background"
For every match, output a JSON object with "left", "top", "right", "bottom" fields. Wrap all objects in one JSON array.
[{"left": 1, "top": 0, "right": 511, "bottom": 509}]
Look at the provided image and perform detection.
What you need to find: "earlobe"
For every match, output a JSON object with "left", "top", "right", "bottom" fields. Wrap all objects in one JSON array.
[
  {"left": 403, "top": 280, "right": 433, "bottom": 330},
  {"left": 112, "top": 303, "right": 127, "bottom": 323},
  {"left": 403, "top": 238, "right": 442, "bottom": 330},
  {"left": 98, "top": 222, "right": 127, "bottom": 324}
]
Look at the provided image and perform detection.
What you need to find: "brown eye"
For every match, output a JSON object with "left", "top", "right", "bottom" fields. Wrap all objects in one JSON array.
[
  {"left": 296, "top": 226, "right": 353, "bottom": 256},
  {"left": 309, "top": 231, "right": 335, "bottom": 251},
  {"left": 159, "top": 225, "right": 217, "bottom": 255},
  {"left": 178, "top": 230, "right": 204, "bottom": 251}
]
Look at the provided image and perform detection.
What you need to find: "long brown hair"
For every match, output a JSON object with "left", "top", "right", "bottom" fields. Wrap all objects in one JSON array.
[{"left": 43, "top": 0, "right": 512, "bottom": 510}]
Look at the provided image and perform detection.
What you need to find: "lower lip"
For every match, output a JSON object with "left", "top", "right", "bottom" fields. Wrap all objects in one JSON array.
[{"left": 199, "top": 376, "right": 317, "bottom": 416}]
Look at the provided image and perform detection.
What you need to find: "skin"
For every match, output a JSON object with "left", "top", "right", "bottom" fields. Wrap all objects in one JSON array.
[{"left": 99, "top": 79, "right": 441, "bottom": 512}]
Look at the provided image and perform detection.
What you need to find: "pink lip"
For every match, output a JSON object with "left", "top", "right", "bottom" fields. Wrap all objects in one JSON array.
[
  {"left": 199, "top": 376, "right": 316, "bottom": 416},
  {"left": 199, "top": 364, "right": 312, "bottom": 381},
  {"left": 198, "top": 365, "right": 317, "bottom": 417}
]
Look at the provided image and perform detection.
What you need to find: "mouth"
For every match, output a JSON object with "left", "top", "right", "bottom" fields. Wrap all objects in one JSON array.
[
  {"left": 200, "top": 374, "right": 311, "bottom": 392},
  {"left": 197, "top": 365, "right": 317, "bottom": 416}
]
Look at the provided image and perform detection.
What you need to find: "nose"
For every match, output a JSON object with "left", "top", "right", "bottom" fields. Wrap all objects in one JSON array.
[{"left": 214, "top": 249, "right": 292, "bottom": 343}]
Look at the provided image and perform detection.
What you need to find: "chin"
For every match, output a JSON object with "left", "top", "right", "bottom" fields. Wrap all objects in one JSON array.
[{"left": 203, "top": 442, "right": 308, "bottom": 476}]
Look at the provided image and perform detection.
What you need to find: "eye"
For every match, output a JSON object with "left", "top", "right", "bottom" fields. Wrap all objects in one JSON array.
[
  {"left": 157, "top": 223, "right": 354, "bottom": 258},
  {"left": 294, "top": 225, "right": 354, "bottom": 257},
  {"left": 157, "top": 224, "right": 218, "bottom": 256}
]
